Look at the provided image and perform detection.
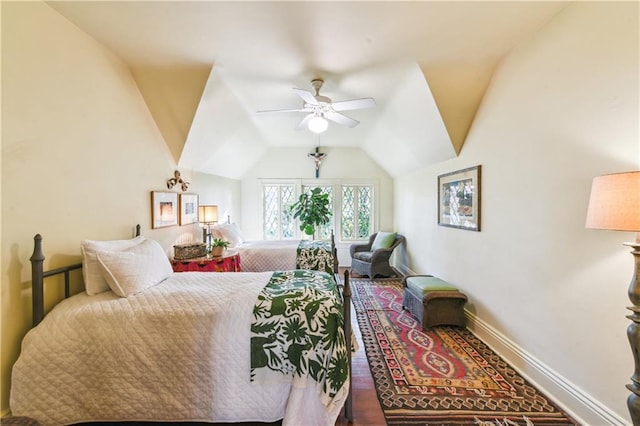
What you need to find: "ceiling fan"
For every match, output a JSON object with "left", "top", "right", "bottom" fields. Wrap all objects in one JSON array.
[{"left": 257, "top": 78, "right": 376, "bottom": 133}]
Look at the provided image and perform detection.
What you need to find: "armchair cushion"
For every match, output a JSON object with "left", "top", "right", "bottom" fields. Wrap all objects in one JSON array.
[
  {"left": 353, "top": 251, "right": 373, "bottom": 262},
  {"left": 371, "top": 231, "right": 397, "bottom": 251}
]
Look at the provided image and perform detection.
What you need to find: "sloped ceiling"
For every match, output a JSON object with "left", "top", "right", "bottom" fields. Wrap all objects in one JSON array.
[{"left": 47, "top": 1, "right": 567, "bottom": 179}]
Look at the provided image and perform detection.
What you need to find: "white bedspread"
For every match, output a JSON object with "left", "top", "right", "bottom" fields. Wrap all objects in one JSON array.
[
  {"left": 236, "top": 239, "right": 300, "bottom": 272},
  {"left": 10, "top": 271, "right": 347, "bottom": 425}
]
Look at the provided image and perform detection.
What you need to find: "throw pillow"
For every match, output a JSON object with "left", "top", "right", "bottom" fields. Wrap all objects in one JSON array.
[
  {"left": 96, "top": 239, "right": 172, "bottom": 297},
  {"left": 371, "top": 231, "right": 397, "bottom": 251},
  {"left": 211, "top": 223, "right": 246, "bottom": 247},
  {"left": 81, "top": 236, "right": 146, "bottom": 295}
]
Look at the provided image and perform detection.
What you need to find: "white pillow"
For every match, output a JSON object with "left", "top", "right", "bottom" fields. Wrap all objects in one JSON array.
[
  {"left": 212, "top": 223, "right": 245, "bottom": 247},
  {"left": 96, "top": 239, "right": 172, "bottom": 298},
  {"left": 210, "top": 227, "right": 223, "bottom": 240},
  {"left": 81, "top": 236, "right": 145, "bottom": 295}
]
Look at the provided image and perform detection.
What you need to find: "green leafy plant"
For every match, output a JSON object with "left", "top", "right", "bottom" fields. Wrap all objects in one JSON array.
[
  {"left": 209, "top": 238, "right": 230, "bottom": 257},
  {"left": 211, "top": 238, "right": 230, "bottom": 248},
  {"left": 290, "top": 187, "right": 331, "bottom": 239}
]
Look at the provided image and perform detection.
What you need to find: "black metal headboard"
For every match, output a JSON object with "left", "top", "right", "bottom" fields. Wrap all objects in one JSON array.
[{"left": 29, "top": 224, "right": 141, "bottom": 327}]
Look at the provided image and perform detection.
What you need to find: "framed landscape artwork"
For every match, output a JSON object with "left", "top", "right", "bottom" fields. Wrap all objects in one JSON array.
[
  {"left": 438, "top": 165, "right": 481, "bottom": 231},
  {"left": 151, "top": 191, "right": 178, "bottom": 229},
  {"left": 179, "top": 193, "right": 199, "bottom": 225}
]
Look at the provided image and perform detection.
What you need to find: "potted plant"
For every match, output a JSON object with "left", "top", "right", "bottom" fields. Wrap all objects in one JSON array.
[
  {"left": 290, "top": 187, "right": 331, "bottom": 239},
  {"left": 210, "top": 238, "right": 230, "bottom": 257}
]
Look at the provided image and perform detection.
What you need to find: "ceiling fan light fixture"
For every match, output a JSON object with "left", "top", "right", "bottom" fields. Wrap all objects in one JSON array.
[{"left": 308, "top": 115, "right": 328, "bottom": 134}]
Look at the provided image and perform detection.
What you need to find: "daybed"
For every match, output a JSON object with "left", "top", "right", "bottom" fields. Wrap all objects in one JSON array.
[
  {"left": 10, "top": 230, "right": 352, "bottom": 426},
  {"left": 212, "top": 223, "right": 337, "bottom": 274}
]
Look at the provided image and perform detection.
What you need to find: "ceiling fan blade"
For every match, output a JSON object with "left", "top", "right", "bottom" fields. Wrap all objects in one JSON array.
[
  {"left": 256, "top": 107, "right": 311, "bottom": 114},
  {"left": 331, "top": 97, "right": 376, "bottom": 111},
  {"left": 326, "top": 111, "right": 359, "bottom": 128},
  {"left": 293, "top": 88, "right": 319, "bottom": 105},
  {"left": 295, "top": 114, "right": 314, "bottom": 130}
]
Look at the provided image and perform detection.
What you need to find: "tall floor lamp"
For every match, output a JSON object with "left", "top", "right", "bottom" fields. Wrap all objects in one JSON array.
[
  {"left": 198, "top": 205, "right": 218, "bottom": 246},
  {"left": 585, "top": 171, "right": 640, "bottom": 425}
]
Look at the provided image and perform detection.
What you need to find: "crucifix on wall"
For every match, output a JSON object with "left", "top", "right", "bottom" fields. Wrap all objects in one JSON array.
[{"left": 308, "top": 146, "right": 327, "bottom": 178}]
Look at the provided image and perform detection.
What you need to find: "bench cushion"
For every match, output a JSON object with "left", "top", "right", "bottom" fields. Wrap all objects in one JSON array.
[{"left": 406, "top": 276, "right": 458, "bottom": 296}]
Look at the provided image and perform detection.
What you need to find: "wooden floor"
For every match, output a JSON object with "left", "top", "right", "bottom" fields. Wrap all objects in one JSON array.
[
  {"left": 335, "top": 269, "right": 387, "bottom": 426},
  {"left": 335, "top": 303, "right": 386, "bottom": 426}
]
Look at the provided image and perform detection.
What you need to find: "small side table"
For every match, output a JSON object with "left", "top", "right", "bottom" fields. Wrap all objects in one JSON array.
[{"left": 171, "top": 249, "right": 241, "bottom": 272}]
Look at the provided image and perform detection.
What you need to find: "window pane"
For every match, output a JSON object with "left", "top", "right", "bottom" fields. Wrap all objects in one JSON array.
[
  {"left": 264, "top": 185, "right": 279, "bottom": 239},
  {"left": 263, "top": 184, "right": 296, "bottom": 240},
  {"left": 340, "top": 185, "right": 372, "bottom": 240},
  {"left": 357, "top": 186, "right": 371, "bottom": 239},
  {"left": 282, "top": 186, "right": 295, "bottom": 239},
  {"left": 341, "top": 186, "right": 355, "bottom": 239}
]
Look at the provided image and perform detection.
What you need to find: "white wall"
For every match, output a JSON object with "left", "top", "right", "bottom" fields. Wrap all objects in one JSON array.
[
  {"left": 395, "top": 2, "right": 638, "bottom": 424},
  {"left": 241, "top": 146, "right": 394, "bottom": 265},
  {"left": 0, "top": 2, "right": 239, "bottom": 414},
  {"left": 3, "top": 0, "right": 637, "bottom": 422},
  {"left": 191, "top": 171, "right": 241, "bottom": 227}
]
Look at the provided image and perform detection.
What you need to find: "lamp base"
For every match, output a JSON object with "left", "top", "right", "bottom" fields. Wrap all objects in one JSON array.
[
  {"left": 625, "top": 242, "right": 640, "bottom": 426},
  {"left": 627, "top": 385, "right": 640, "bottom": 426}
]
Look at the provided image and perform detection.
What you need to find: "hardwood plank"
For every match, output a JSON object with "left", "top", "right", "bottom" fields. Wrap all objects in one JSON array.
[{"left": 335, "top": 271, "right": 386, "bottom": 425}]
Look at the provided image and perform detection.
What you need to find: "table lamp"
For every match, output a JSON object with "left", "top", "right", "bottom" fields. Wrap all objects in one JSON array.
[
  {"left": 586, "top": 171, "right": 640, "bottom": 424},
  {"left": 198, "top": 205, "right": 218, "bottom": 246}
]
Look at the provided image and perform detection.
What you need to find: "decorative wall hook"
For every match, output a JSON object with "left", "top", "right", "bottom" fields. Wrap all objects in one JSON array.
[{"left": 166, "top": 170, "right": 190, "bottom": 191}]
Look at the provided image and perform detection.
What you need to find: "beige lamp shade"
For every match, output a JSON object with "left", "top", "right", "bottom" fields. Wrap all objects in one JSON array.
[
  {"left": 585, "top": 171, "right": 640, "bottom": 231},
  {"left": 198, "top": 205, "right": 218, "bottom": 224}
]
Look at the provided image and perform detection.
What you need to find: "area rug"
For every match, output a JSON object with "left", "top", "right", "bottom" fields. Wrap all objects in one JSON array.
[{"left": 350, "top": 278, "right": 578, "bottom": 425}]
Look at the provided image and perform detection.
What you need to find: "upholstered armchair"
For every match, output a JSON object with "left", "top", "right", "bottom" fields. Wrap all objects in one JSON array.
[{"left": 350, "top": 232, "right": 406, "bottom": 278}]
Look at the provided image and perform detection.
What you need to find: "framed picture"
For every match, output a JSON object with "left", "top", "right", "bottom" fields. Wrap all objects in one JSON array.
[
  {"left": 151, "top": 191, "right": 178, "bottom": 229},
  {"left": 438, "top": 165, "right": 481, "bottom": 231},
  {"left": 179, "top": 193, "right": 199, "bottom": 225}
]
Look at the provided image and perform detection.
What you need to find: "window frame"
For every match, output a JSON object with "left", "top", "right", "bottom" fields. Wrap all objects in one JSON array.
[
  {"left": 338, "top": 180, "right": 377, "bottom": 244},
  {"left": 260, "top": 178, "right": 378, "bottom": 243},
  {"left": 261, "top": 181, "right": 298, "bottom": 240}
]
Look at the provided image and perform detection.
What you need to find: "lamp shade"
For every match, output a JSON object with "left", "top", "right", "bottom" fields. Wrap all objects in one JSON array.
[
  {"left": 308, "top": 116, "right": 328, "bottom": 134},
  {"left": 585, "top": 171, "right": 640, "bottom": 231},
  {"left": 198, "top": 205, "right": 218, "bottom": 224}
]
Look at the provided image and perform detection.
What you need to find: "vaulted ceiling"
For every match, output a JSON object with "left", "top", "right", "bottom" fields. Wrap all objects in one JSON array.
[{"left": 48, "top": 1, "right": 567, "bottom": 179}]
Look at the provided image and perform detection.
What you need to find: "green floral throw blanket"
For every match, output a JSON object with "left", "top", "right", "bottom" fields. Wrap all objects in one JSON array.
[
  {"left": 295, "top": 240, "right": 335, "bottom": 275},
  {"left": 250, "top": 270, "right": 348, "bottom": 407}
]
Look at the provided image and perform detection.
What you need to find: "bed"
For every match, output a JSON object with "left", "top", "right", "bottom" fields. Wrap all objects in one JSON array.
[
  {"left": 211, "top": 223, "right": 337, "bottom": 274},
  {"left": 10, "top": 231, "right": 353, "bottom": 425}
]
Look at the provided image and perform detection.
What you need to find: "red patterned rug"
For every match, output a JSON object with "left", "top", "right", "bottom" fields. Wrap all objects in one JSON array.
[{"left": 350, "top": 278, "right": 578, "bottom": 425}]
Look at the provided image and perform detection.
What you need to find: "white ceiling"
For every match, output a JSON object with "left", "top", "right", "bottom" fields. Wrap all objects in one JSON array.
[{"left": 47, "top": 1, "right": 568, "bottom": 178}]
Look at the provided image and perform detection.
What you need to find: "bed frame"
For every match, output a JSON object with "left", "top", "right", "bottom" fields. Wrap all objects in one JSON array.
[
  {"left": 330, "top": 230, "right": 339, "bottom": 274},
  {"left": 27, "top": 225, "right": 353, "bottom": 422}
]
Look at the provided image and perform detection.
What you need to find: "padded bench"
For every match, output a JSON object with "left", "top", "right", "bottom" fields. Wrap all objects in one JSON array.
[{"left": 401, "top": 275, "right": 467, "bottom": 329}]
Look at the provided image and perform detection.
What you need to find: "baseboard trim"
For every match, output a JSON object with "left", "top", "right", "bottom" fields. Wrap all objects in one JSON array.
[
  {"left": 379, "top": 265, "right": 626, "bottom": 424},
  {"left": 395, "top": 264, "right": 415, "bottom": 276},
  {"left": 466, "top": 311, "right": 627, "bottom": 426}
]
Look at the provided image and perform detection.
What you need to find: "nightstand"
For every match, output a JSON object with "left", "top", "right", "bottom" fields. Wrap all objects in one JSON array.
[{"left": 171, "top": 249, "right": 241, "bottom": 272}]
